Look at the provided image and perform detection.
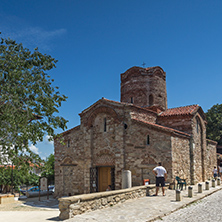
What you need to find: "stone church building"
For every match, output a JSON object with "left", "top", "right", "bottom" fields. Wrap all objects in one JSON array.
[{"left": 54, "top": 66, "right": 217, "bottom": 197}]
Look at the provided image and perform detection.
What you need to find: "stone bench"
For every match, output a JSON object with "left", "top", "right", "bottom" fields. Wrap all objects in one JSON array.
[{"left": 59, "top": 184, "right": 158, "bottom": 220}]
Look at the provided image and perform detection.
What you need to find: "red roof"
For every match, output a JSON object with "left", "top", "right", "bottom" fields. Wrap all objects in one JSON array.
[
  {"left": 159, "top": 105, "right": 199, "bottom": 117},
  {"left": 0, "top": 165, "right": 16, "bottom": 169}
]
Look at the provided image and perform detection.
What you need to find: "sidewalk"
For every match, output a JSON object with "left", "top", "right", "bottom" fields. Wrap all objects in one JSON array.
[
  {"left": 66, "top": 182, "right": 222, "bottom": 222},
  {"left": 0, "top": 195, "right": 60, "bottom": 222}
]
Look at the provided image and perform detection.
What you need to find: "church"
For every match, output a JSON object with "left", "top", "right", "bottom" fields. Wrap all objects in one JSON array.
[{"left": 54, "top": 66, "right": 217, "bottom": 197}]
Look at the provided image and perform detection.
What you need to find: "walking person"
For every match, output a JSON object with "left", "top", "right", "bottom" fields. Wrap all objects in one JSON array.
[
  {"left": 152, "top": 162, "right": 167, "bottom": 196},
  {"left": 213, "top": 166, "right": 218, "bottom": 179}
]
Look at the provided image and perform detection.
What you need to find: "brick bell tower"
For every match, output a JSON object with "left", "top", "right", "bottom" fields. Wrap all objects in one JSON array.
[{"left": 120, "top": 66, "right": 167, "bottom": 111}]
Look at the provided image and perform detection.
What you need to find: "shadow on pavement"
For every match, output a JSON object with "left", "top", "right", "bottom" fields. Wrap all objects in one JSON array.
[
  {"left": 20, "top": 195, "right": 59, "bottom": 210},
  {"left": 46, "top": 216, "right": 61, "bottom": 221}
]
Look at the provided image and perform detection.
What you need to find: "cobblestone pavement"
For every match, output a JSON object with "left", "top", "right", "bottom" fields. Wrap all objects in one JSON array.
[
  {"left": 155, "top": 189, "right": 222, "bottom": 222},
  {"left": 66, "top": 183, "right": 222, "bottom": 222}
]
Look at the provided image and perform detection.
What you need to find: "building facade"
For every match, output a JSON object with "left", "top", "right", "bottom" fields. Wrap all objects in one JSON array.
[{"left": 54, "top": 66, "right": 217, "bottom": 197}]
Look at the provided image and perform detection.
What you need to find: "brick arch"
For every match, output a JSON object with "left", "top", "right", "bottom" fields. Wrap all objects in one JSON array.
[
  {"left": 141, "top": 156, "right": 156, "bottom": 165},
  {"left": 152, "top": 67, "right": 166, "bottom": 80},
  {"left": 60, "top": 156, "right": 77, "bottom": 166},
  {"left": 87, "top": 106, "right": 121, "bottom": 128},
  {"left": 94, "top": 149, "right": 115, "bottom": 166},
  {"left": 121, "top": 67, "right": 143, "bottom": 82},
  {"left": 196, "top": 115, "right": 205, "bottom": 132},
  {"left": 129, "top": 88, "right": 147, "bottom": 106}
]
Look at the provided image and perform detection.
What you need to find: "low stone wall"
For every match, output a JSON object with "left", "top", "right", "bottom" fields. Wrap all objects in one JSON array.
[
  {"left": 0, "top": 194, "right": 14, "bottom": 204},
  {"left": 59, "top": 185, "right": 157, "bottom": 220}
]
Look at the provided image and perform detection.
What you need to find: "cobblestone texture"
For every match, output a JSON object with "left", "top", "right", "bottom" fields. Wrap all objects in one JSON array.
[{"left": 156, "top": 189, "right": 222, "bottom": 222}]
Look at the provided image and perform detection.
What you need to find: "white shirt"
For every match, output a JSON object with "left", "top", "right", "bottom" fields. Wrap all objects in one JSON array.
[
  {"left": 213, "top": 168, "right": 218, "bottom": 174},
  {"left": 153, "top": 166, "right": 167, "bottom": 177}
]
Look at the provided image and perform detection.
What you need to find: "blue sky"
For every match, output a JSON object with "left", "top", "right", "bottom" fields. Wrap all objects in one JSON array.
[{"left": 1, "top": 0, "right": 222, "bottom": 159}]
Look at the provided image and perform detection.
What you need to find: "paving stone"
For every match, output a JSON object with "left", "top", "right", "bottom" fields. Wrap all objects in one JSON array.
[{"left": 66, "top": 183, "right": 222, "bottom": 222}]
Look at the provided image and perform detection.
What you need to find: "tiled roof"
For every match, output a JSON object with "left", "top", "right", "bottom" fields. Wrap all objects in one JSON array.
[
  {"left": 80, "top": 97, "right": 157, "bottom": 115},
  {"left": 159, "top": 105, "right": 199, "bottom": 117},
  {"left": 102, "top": 98, "right": 157, "bottom": 114},
  {"left": 132, "top": 118, "right": 190, "bottom": 137},
  {"left": 60, "top": 125, "right": 80, "bottom": 136},
  {"left": 207, "top": 139, "right": 218, "bottom": 145}
]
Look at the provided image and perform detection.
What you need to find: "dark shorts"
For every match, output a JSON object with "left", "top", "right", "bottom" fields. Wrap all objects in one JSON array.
[{"left": 156, "top": 177, "right": 165, "bottom": 187}]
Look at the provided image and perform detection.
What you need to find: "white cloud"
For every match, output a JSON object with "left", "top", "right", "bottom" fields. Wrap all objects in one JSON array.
[
  {"left": 0, "top": 14, "right": 67, "bottom": 51},
  {"left": 44, "top": 135, "right": 54, "bottom": 145},
  {"left": 29, "top": 144, "right": 39, "bottom": 154}
]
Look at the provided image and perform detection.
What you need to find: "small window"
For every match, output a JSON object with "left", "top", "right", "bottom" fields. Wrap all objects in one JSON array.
[
  {"left": 67, "top": 139, "right": 70, "bottom": 148},
  {"left": 196, "top": 119, "right": 199, "bottom": 134},
  {"left": 146, "top": 135, "right": 150, "bottom": 145},
  {"left": 149, "top": 94, "right": 154, "bottom": 106},
  {"left": 131, "top": 97, "right": 133, "bottom": 103},
  {"left": 104, "top": 118, "right": 107, "bottom": 132}
]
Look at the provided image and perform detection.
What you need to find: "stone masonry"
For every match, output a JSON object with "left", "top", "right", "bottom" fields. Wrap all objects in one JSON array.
[
  {"left": 59, "top": 184, "right": 158, "bottom": 220},
  {"left": 54, "top": 66, "right": 217, "bottom": 198}
]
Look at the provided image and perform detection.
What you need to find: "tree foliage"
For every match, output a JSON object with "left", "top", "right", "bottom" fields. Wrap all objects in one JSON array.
[
  {"left": 0, "top": 164, "right": 39, "bottom": 193},
  {"left": 0, "top": 35, "right": 68, "bottom": 161},
  {"left": 206, "top": 104, "right": 222, "bottom": 145},
  {"left": 41, "top": 154, "right": 54, "bottom": 184}
]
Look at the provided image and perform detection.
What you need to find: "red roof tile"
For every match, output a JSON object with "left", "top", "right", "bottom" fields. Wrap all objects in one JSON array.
[{"left": 159, "top": 105, "right": 199, "bottom": 117}]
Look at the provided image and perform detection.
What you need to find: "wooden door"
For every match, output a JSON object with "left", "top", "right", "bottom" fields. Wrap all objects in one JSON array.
[{"left": 98, "top": 167, "right": 111, "bottom": 192}]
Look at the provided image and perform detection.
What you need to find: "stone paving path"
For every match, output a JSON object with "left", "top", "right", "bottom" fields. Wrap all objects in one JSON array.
[
  {"left": 66, "top": 183, "right": 222, "bottom": 222},
  {"left": 155, "top": 189, "right": 222, "bottom": 221}
]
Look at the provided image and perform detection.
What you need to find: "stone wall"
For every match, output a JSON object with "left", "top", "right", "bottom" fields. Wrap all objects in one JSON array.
[
  {"left": 120, "top": 66, "right": 167, "bottom": 110},
  {"left": 171, "top": 135, "right": 191, "bottom": 184},
  {"left": 54, "top": 126, "right": 86, "bottom": 197},
  {"left": 130, "top": 106, "right": 157, "bottom": 123},
  {"left": 157, "top": 115, "right": 193, "bottom": 134},
  {"left": 205, "top": 139, "right": 217, "bottom": 179},
  {"left": 79, "top": 99, "right": 128, "bottom": 192},
  {"left": 59, "top": 185, "right": 157, "bottom": 220},
  {"left": 127, "top": 119, "right": 173, "bottom": 185},
  {"left": 191, "top": 113, "right": 207, "bottom": 183}
]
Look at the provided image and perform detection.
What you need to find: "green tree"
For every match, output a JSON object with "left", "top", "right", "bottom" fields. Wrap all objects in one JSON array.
[
  {"left": 0, "top": 35, "right": 68, "bottom": 162},
  {"left": 206, "top": 104, "right": 222, "bottom": 145},
  {"left": 41, "top": 154, "right": 54, "bottom": 184},
  {"left": 0, "top": 164, "right": 40, "bottom": 193}
]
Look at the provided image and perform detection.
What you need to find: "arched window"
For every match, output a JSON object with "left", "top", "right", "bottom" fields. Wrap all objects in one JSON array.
[
  {"left": 146, "top": 135, "right": 150, "bottom": 145},
  {"left": 196, "top": 118, "right": 200, "bottom": 134},
  {"left": 149, "top": 94, "right": 154, "bottom": 106},
  {"left": 131, "top": 97, "right": 134, "bottom": 103},
  {"left": 104, "top": 118, "right": 107, "bottom": 132}
]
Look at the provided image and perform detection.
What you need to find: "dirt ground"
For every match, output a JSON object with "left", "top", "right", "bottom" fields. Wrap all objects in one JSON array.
[{"left": 0, "top": 195, "right": 59, "bottom": 211}]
